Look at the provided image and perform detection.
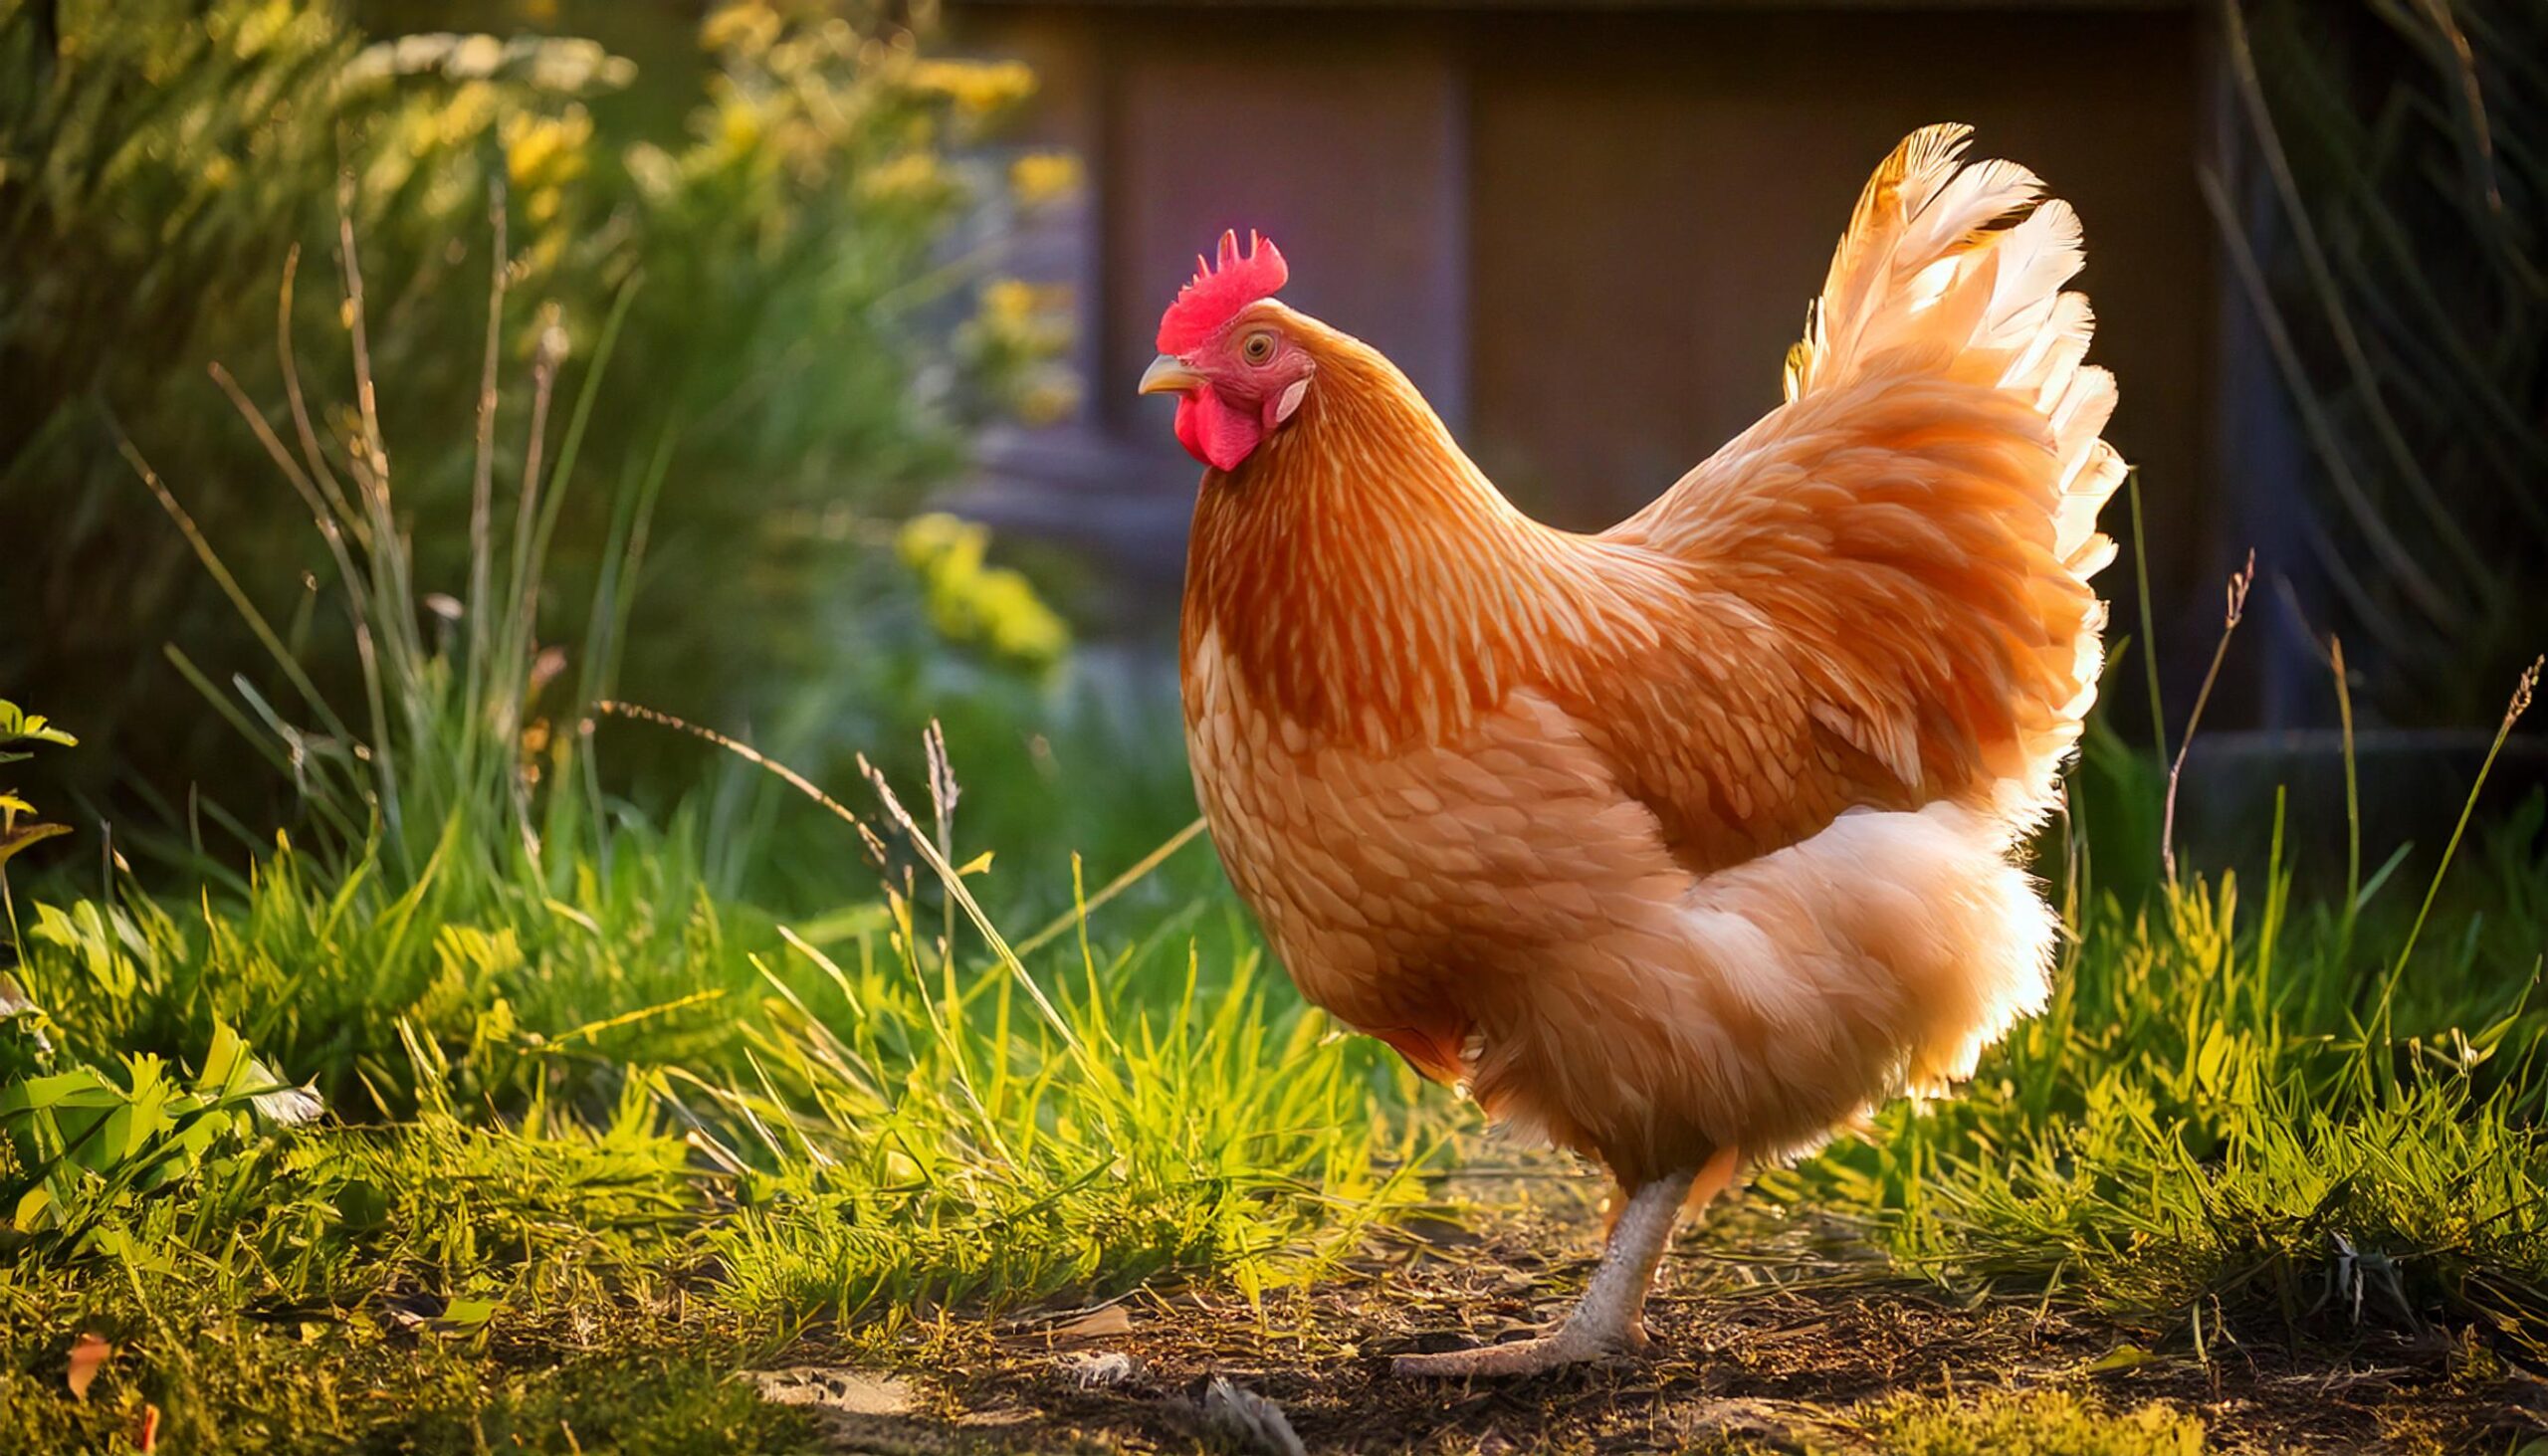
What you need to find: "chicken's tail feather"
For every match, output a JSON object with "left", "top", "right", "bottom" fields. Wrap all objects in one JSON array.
[
  {"left": 1788, "top": 123, "right": 2125, "bottom": 583},
  {"left": 1606, "top": 126, "right": 2127, "bottom": 841},
  {"left": 1784, "top": 124, "right": 2125, "bottom": 824}
]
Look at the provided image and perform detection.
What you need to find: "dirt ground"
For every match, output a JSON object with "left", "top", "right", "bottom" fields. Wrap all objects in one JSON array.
[{"left": 758, "top": 1183, "right": 2548, "bottom": 1455}]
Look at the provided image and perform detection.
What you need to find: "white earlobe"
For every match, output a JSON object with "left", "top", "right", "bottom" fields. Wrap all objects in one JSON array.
[{"left": 1273, "top": 378, "right": 1309, "bottom": 425}]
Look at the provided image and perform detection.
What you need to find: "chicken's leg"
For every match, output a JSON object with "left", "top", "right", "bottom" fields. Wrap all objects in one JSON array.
[{"left": 1391, "top": 1156, "right": 1721, "bottom": 1379}]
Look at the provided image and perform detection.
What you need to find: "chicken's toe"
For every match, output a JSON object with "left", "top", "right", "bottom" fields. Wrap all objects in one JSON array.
[{"left": 1389, "top": 1325, "right": 1632, "bottom": 1379}]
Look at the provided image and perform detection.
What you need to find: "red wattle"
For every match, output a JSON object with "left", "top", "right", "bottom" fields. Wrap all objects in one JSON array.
[
  {"left": 1172, "top": 392, "right": 1202, "bottom": 461},
  {"left": 1171, "top": 384, "right": 1264, "bottom": 473}
]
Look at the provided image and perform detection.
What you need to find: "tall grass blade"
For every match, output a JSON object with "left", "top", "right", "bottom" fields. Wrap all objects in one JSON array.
[{"left": 2383, "top": 656, "right": 2541, "bottom": 1006}]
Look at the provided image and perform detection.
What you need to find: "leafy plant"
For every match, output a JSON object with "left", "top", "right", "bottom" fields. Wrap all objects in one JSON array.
[
  {"left": 1, "top": 0, "right": 1062, "bottom": 811},
  {"left": 0, "top": 703, "right": 328, "bottom": 1275},
  {"left": 0, "top": 702, "right": 75, "bottom": 874},
  {"left": 11, "top": 143, "right": 1410, "bottom": 1303},
  {"left": 0, "top": 1020, "right": 316, "bottom": 1252},
  {"left": 0, "top": 155, "right": 1410, "bottom": 1446},
  {"left": 1, "top": 701, "right": 78, "bottom": 983}
]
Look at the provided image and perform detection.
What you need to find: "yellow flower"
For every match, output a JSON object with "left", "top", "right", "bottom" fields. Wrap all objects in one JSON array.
[
  {"left": 898, "top": 513, "right": 981, "bottom": 571},
  {"left": 897, "top": 515, "right": 1069, "bottom": 668},
  {"left": 503, "top": 106, "right": 591, "bottom": 190},
  {"left": 715, "top": 94, "right": 765, "bottom": 155},
  {"left": 1007, "top": 151, "right": 1081, "bottom": 210},
  {"left": 979, "top": 278, "right": 1039, "bottom": 330},
  {"left": 1014, "top": 374, "right": 1081, "bottom": 428},
  {"left": 701, "top": 2, "right": 782, "bottom": 59},
  {"left": 973, "top": 568, "right": 1070, "bottom": 665},
  {"left": 908, "top": 59, "right": 1035, "bottom": 118},
  {"left": 859, "top": 150, "right": 945, "bottom": 203},
  {"left": 975, "top": 279, "right": 1071, "bottom": 339}
]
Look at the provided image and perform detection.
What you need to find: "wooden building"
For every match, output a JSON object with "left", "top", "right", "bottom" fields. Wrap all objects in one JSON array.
[{"left": 948, "top": 1, "right": 2236, "bottom": 698}]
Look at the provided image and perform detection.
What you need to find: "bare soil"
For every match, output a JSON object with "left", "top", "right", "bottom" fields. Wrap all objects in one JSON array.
[{"left": 763, "top": 1183, "right": 2548, "bottom": 1455}]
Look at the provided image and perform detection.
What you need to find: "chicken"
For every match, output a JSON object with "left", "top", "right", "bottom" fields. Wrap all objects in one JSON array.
[{"left": 1138, "top": 125, "right": 2123, "bottom": 1377}]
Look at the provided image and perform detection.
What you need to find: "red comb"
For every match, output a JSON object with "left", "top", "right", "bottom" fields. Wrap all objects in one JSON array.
[{"left": 1156, "top": 230, "right": 1288, "bottom": 353}]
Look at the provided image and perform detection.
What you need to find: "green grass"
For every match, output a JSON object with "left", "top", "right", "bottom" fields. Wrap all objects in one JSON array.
[
  {"left": 1788, "top": 721, "right": 2548, "bottom": 1357},
  {"left": 1847, "top": 1389, "right": 2211, "bottom": 1456},
  {"left": 0, "top": 910, "right": 1407, "bottom": 1451},
  {"left": 0, "top": 232, "right": 1421, "bottom": 1451},
  {"left": 1, "top": 627, "right": 1414, "bottom": 1446}
]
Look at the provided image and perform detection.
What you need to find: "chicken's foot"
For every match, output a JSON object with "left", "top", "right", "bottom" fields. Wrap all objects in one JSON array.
[{"left": 1391, "top": 1158, "right": 1713, "bottom": 1379}]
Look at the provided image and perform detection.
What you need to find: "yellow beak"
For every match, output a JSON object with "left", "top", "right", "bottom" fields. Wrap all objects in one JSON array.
[{"left": 1139, "top": 354, "right": 1202, "bottom": 395}]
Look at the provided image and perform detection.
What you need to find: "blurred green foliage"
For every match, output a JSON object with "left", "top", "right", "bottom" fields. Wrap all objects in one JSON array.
[
  {"left": 2224, "top": 0, "right": 2546, "bottom": 725},
  {"left": 0, "top": 0, "right": 1061, "bottom": 818}
]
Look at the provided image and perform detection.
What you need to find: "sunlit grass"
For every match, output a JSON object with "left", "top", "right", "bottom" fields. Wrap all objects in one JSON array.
[
  {"left": 1, "top": 784, "right": 1416, "bottom": 1447},
  {"left": 0, "top": 207, "right": 1422, "bottom": 1452},
  {"left": 1788, "top": 724, "right": 2548, "bottom": 1355},
  {"left": 1848, "top": 1389, "right": 2210, "bottom": 1456}
]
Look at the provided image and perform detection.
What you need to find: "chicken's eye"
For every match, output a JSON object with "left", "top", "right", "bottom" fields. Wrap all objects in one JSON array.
[{"left": 1240, "top": 331, "right": 1276, "bottom": 365}]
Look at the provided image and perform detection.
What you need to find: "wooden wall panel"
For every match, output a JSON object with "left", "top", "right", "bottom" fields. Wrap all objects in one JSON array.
[
  {"left": 1101, "top": 28, "right": 1468, "bottom": 435},
  {"left": 950, "top": 3, "right": 2216, "bottom": 638},
  {"left": 1465, "top": 10, "right": 2210, "bottom": 566}
]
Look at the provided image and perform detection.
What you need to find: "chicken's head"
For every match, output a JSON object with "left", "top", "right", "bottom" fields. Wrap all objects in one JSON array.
[{"left": 1138, "top": 231, "right": 1313, "bottom": 473}]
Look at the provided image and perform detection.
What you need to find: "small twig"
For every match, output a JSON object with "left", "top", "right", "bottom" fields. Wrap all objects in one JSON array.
[
  {"left": 2162, "top": 550, "right": 2255, "bottom": 888},
  {"left": 926, "top": 719, "right": 959, "bottom": 974},
  {"left": 511, "top": 308, "right": 567, "bottom": 638},
  {"left": 329, "top": 196, "right": 414, "bottom": 854},
  {"left": 334, "top": 172, "right": 391, "bottom": 495},
  {"left": 592, "top": 701, "right": 872, "bottom": 839},
  {"left": 856, "top": 753, "right": 1088, "bottom": 1060}
]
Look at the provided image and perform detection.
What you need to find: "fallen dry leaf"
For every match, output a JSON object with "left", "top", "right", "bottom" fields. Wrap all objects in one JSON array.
[
  {"left": 1048, "top": 1304, "right": 1134, "bottom": 1344},
  {"left": 66, "top": 1333, "right": 110, "bottom": 1400},
  {"left": 746, "top": 1367, "right": 915, "bottom": 1416}
]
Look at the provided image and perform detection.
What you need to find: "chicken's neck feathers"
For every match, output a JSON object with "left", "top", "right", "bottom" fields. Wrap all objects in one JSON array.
[{"left": 1182, "top": 324, "right": 1659, "bottom": 752}]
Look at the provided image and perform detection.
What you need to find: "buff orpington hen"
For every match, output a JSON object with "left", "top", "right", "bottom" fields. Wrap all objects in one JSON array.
[{"left": 1138, "top": 125, "right": 2124, "bottom": 1377}]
